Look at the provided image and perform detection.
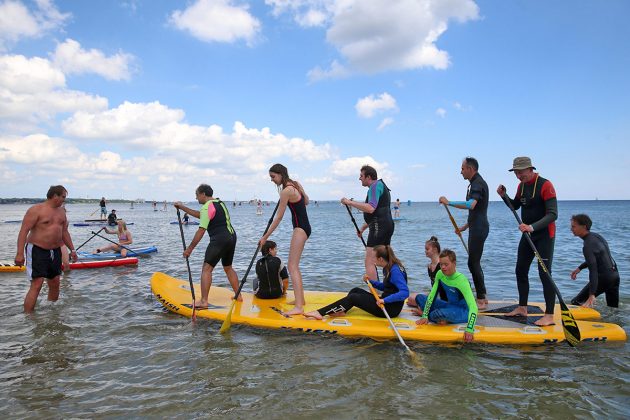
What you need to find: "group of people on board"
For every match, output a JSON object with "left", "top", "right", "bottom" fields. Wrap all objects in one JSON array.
[{"left": 14, "top": 157, "right": 621, "bottom": 329}]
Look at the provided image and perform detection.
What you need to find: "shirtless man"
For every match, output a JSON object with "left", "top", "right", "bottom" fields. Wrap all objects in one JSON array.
[{"left": 15, "top": 185, "right": 78, "bottom": 312}]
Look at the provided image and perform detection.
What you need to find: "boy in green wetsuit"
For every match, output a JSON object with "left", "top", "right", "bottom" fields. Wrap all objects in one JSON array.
[{"left": 415, "top": 249, "right": 478, "bottom": 342}]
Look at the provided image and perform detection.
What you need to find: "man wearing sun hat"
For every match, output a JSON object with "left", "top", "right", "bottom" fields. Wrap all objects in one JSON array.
[{"left": 497, "top": 157, "right": 558, "bottom": 326}]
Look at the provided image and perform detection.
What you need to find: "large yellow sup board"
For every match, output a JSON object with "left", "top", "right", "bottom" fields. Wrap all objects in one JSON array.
[
  {"left": 0, "top": 262, "right": 25, "bottom": 272},
  {"left": 151, "top": 272, "right": 626, "bottom": 345}
]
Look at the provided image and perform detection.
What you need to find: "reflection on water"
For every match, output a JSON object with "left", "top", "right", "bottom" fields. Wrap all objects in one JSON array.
[{"left": 0, "top": 201, "right": 628, "bottom": 417}]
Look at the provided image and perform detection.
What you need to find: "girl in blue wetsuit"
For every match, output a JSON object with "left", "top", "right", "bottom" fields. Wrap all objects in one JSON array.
[
  {"left": 260, "top": 163, "right": 311, "bottom": 316},
  {"left": 304, "top": 245, "right": 409, "bottom": 320}
]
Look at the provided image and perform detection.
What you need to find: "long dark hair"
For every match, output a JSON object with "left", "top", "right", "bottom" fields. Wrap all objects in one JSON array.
[
  {"left": 373, "top": 245, "right": 405, "bottom": 276},
  {"left": 269, "top": 163, "right": 307, "bottom": 202}
]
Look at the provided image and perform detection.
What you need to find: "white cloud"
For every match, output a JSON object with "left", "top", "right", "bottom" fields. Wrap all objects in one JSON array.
[
  {"left": 0, "top": 0, "right": 70, "bottom": 51},
  {"left": 270, "top": 0, "right": 479, "bottom": 78},
  {"left": 355, "top": 92, "right": 397, "bottom": 118},
  {"left": 306, "top": 59, "right": 349, "bottom": 83},
  {"left": 435, "top": 107, "right": 446, "bottom": 118},
  {"left": 0, "top": 54, "right": 108, "bottom": 129},
  {"left": 377, "top": 117, "right": 394, "bottom": 131},
  {"left": 52, "top": 39, "right": 136, "bottom": 81},
  {"left": 330, "top": 156, "right": 389, "bottom": 177},
  {"left": 170, "top": 0, "right": 261, "bottom": 46}
]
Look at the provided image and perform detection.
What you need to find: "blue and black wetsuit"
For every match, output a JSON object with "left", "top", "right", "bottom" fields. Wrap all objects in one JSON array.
[
  {"left": 467, "top": 172, "right": 489, "bottom": 300},
  {"left": 504, "top": 174, "right": 558, "bottom": 314},
  {"left": 571, "top": 232, "right": 620, "bottom": 307},
  {"left": 364, "top": 179, "right": 394, "bottom": 247},
  {"left": 316, "top": 263, "right": 409, "bottom": 318}
]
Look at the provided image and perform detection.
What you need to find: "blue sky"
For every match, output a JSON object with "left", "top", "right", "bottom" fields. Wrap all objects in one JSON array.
[{"left": 1, "top": 0, "right": 628, "bottom": 202}]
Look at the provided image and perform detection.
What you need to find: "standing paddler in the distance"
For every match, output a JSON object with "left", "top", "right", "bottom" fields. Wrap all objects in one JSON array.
[{"left": 174, "top": 184, "right": 241, "bottom": 308}]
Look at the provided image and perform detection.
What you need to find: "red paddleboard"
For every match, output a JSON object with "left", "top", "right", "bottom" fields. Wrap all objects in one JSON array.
[{"left": 69, "top": 257, "right": 138, "bottom": 270}]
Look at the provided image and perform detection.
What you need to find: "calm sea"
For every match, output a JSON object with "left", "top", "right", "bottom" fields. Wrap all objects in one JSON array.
[{"left": 1, "top": 200, "right": 628, "bottom": 418}]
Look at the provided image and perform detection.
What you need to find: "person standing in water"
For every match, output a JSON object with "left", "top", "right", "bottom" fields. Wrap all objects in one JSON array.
[{"left": 259, "top": 163, "right": 310, "bottom": 316}]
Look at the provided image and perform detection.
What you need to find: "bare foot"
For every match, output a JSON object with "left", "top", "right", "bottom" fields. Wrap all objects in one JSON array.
[
  {"left": 407, "top": 294, "right": 418, "bottom": 307},
  {"left": 285, "top": 300, "right": 295, "bottom": 305},
  {"left": 437, "top": 319, "right": 448, "bottom": 326},
  {"left": 233, "top": 295, "right": 243, "bottom": 302},
  {"left": 327, "top": 311, "right": 346, "bottom": 318},
  {"left": 194, "top": 300, "right": 209, "bottom": 308},
  {"left": 534, "top": 314, "right": 555, "bottom": 326},
  {"left": 411, "top": 307, "right": 423, "bottom": 316},
  {"left": 476, "top": 298, "right": 488, "bottom": 310},
  {"left": 303, "top": 311, "right": 323, "bottom": 320},
  {"left": 283, "top": 307, "right": 304, "bottom": 316},
  {"left": 505, "top": 306, "right": 528, "bottom": 317}
]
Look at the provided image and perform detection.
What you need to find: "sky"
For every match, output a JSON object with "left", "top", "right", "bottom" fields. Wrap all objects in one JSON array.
[{"left": 1, "top": 0, "right": 629, "bottom": 202}]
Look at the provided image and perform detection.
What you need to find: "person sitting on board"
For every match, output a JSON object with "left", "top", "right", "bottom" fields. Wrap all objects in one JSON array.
[
  {"left": 569, "top": 214, "right": 620, "bottom": 308},
  {"left": 107, "top": 209, "right": 118, "bottom": 226},
  {"left": 414, "top": 249, "right": 478, "bottom": 343},
  {"left": 253, "top": 240, "right": 289, "bottom": 299},
  {"left": 407, "top": 236, "right": 448, "bottom": 308},
  {"left": 95, "top": 220, "right": 133, "bottom": 257},
  {"left": 304, "top": 245, "right": 409, "bottom": 320},
  {"left": 182, "top": 213, "right": 190, "bottom": 225}
]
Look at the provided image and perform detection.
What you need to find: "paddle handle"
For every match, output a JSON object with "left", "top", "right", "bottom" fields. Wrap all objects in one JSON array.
[{"left": 443, "top": 204, "right": 469, "bottom": 255}]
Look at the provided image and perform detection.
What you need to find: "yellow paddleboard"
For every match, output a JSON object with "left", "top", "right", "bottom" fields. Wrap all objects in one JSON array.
[
  {"left": 151, "top": 272, "right": 626, "bottom": 345},
  {"left": 0, "top": 262, "right": 25, "bottom": 272}
]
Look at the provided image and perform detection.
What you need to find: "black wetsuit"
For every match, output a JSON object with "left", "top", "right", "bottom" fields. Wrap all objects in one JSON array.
[
  {"left": 467, "top": 172, "right": 489, "bottom": 300},
  {"left": 505, "top": 175, "right": 558, "bottom": 314},
  {"left": 201, "top": 199, "right": 237, "bottom": 267},
  {"left": 287, "top": 188, "right": 311, "bottom": 238},
  {"left": 364, "top": 179, "right": 394, "bottom": 247},
  {"left": 107, "top": 212, "right": 117, "bottom": 225},
  {"left": 571, "top": 232, "right": 620, "bottom": 308},
  {"left": 254, "top": 255, "right": 289, "bottom": 299}
]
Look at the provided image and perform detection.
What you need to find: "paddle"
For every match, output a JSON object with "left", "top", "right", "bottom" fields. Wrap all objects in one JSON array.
[
  {"left": 219, "top": 201, "right": 280, "bottom": 334},
  {"left": 91, "top": 231, "right": 140, "bottom": 256},
  {"left": 442, "top": 204, "right": 469, "bottom": 254},
  {"left": 75, "top": 227, "right": 105, "bottom": 252},
  {"left": 500, "top": 194, "right": 581, "bottom": 347},
  {"left": 344, "top": 204, "right": 416, "bottom": 358},
  {"left": 176, "top": 208, "right": 196, "bottom": 322},
  {"left": 89, "top": 207, "right": 100, "bottom": 217},
  {"left": 344, "top": 204, "right": 380, "bottom": 281}
]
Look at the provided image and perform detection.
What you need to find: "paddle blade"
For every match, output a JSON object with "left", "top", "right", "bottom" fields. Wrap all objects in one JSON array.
[
  {"left": 560, "top": 308, "right": 581, "bottom": 347},
  {"left": 219, "top": 299, "right": 237, "bottom": 334}
]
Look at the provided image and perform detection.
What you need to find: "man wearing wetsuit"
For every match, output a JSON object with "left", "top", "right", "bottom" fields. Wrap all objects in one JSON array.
[
  {"left": 107, "top": 209, "right": 117, "bottom": 226},
  {"left": 174, "top": 184, "right": 240, "bottom": 307},
  {"left": 439, "top": 157, "right": 490, "bottom": 309},
  {"left": 569, "top": 214, "right": 620, "bottom": 308},
  {"left": 341, "top": 165, "right": 394, "bottom": 280},
  {"left": 497, "top": 157, "right": 557, "bottom": 326}
]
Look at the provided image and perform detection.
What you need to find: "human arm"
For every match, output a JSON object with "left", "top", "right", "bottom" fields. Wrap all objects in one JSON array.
[
  {"left": 440, "top": 196, "right": 478, "bottom": 210},
  {"left": 571, "top": 261, "right": 588, "bottom": 280},
  {"left": 183, "top": 227, "right": 206, "bottom": 258},
  {"left": 420, "top": 275, "right": 441, "bottom": 320},
  {"left": 61, "top": 219, "right": 78, "bottom": 262},
  {"left": 341, "top": 197, "right": 374, "bottom": 214},
  {"left": 174, "top": 202, "right": 201, "bottom": 219},
  {"left": 497, "top": 184, "right": 522, "bottom": 211},
  {"left": 280, "top": 264, "right": 289, "bottom": 295},
  {"left": 456, "top": 273, "right": 479, "bottom": 337},
  {"left": 15, "top": 207, "right": 37, "bottom": 265},
  {"left": 259, "top": 189, "right": 290, "bottom": 244},
  {"left": 529, "top": 181, "right": 558, "bottom": 233},
  {"left": 381, "top": 265, "right": 410, "bottom": 304}
]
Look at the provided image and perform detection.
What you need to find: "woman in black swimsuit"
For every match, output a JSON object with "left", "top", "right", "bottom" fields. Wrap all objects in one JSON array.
[{"left": 260, "top": 163, "right": 311, "bottom": 316}]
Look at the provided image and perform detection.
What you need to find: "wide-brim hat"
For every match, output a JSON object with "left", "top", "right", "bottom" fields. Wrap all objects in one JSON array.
[{"left": 509, "top": 156, "right": 536, "bottom": 172}]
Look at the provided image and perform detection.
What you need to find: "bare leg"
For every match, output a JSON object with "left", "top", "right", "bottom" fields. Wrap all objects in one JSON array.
[
  {"left": 121, "top": 247, "right": 128, "bottom": 257},
  {"left": 223, "top": 265, "right": 242, "bottom": 302},
  {"left": 47, "top": 276, "right": 60, "bottom": 301},
  {"left": 195, "top": 262, "right": 214, "bottom": 307},
  {"left": 284, "top": 228, "right": 307, "bottom": 316},
  {"left": 24, "top": 278, "right": 44, "bottom": 313},
  {"left": 364, "top": 246, "right": 377, "bottom": 280},
  {"left": 506, "top": 305, "right": 528, "bottom": 317}
]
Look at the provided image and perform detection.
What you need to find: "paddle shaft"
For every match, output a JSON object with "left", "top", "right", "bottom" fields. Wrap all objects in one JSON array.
[
  {"left": 344, "top": 204, "right": 379, "bottom": 281},
  {"left": 89, "top": 207, "right": 100, "bottom": 217},
  {"left": 75, "top": 227, "right": 104, "bottom": 252},
  {"left": 177, "top": 208, "right": 196, "bottom": 320},
  {"left": 443, "top": 204, "right": 469, "bottom": 255},
  {"left": 500, "top": 194, "right": 580, "bottom": 346},
  {"left": 91, "top": 231, "right": 138, "bottom": 255},
  {"left": 365, "top": 280, "right": 413, "bottom": 354}
]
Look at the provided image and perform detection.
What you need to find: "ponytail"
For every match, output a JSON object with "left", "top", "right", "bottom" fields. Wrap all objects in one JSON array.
[{"left": 373, "top": 245, "right": 405, "bottom": 276}]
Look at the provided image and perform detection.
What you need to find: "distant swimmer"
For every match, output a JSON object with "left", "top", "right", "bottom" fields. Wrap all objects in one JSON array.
[
  {"left": 393, "top": 198, "right": 401, "bottom": 218},
  {"left": 260, "top": 163, "right": 311, "bottom": 316},
  {"left": 569, "top": 214, "right": 620, "bottom": 308},
  {"left": 497, "top": 156, "right": 558, "bottom": 326},
  {"left": 174, "top": 184, "right": 241, "bottom": 307},
  {"left": 341, "top": 165, "right": 394, "bottom": 280},
  {"left": 15, "top": 185, "right": 78, "bottom": 312},
  {"left": 100, "top": 196, "right": 107, "bottom": 220},
  {"left": 439, "top": 157, "right": 490, "bottom": 309},
  {"left": 256, "top": 200, "right": 263, "bottom": 215},
  {"left": 304, "top": 245, "right": 408, "bottom": 320}
]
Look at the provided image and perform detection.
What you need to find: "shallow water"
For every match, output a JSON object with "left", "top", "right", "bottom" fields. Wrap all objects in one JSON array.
[{"left": 1, "top": 201, "right": 628, "bottom": 418}]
